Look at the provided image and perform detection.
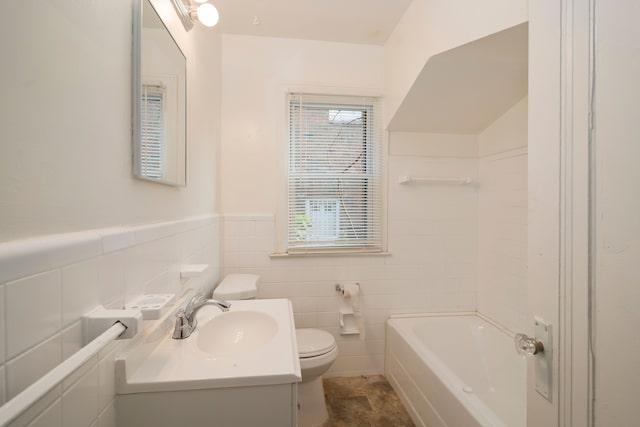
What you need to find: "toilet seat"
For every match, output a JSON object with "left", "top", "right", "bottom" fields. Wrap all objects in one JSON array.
[{"left": 296, "top": 328, "right": 336, "bottom": 358}]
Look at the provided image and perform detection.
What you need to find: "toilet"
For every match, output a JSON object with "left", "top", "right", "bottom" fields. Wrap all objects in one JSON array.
[{"left": 213, "top": 274, "right": 338, "bottom": 427}]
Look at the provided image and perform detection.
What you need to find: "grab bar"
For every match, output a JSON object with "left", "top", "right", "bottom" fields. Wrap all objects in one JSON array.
[{"left": 0, "top": 322, "right": 127, "bottom": 426}]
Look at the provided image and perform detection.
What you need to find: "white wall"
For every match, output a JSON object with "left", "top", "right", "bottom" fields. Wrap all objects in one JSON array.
[
  {"left": 477, "top": 97, "right": 528, "bottom": 333},
  {"left": 0, "top": 0, "right": 222, "bottom": 425},
  {"left": 220, "top": 35, "right": 478, "bottom": 375},
  {"left": 220, "top": 34, "right": 384, "bottom": 214},
  {"left": 593, "top": 1, "right": 640, "bottom": 424},
  {"left": 0, "top": 0, "right": 221, "bottom": 242},
  {"left": 478, "top": 97, "right": 528, "bottom": 157},
  {"left": 384, "top": 0, "right": 528, "bottom": 126}
]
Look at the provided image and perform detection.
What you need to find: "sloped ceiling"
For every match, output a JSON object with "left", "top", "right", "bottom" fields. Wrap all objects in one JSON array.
[{"left": 388, "top": 23, "right": 529, "bottom": 134}]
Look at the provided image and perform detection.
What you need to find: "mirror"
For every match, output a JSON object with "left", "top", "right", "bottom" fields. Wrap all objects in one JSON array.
[{"left": 133, "top": 0, "right": 187, "bottom": 186}]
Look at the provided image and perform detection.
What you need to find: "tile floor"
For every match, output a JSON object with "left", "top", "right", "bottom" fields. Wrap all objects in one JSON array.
[{"left": 322, "top": 375, "right": 415, "bottom": 427}]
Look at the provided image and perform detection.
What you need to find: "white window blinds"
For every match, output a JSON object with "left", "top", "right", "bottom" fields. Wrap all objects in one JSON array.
[
  {"left": 288, "top": 93, "right": 383, "bottom": 253},
  {"left": 140, "top": 84, "right": 165, "bottom": 179}
]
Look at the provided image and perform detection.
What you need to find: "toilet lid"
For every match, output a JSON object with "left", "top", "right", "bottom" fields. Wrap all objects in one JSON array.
[
  {"left": 212, "top": 274, "right": 259, "bottom": 300},
  {"left": 296, "top": 329, "right": 336, "bottom": 358}
]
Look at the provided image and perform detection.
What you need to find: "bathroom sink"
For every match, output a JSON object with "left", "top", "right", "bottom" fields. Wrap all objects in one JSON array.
[
  {"left": 196, "top": 310, "right": 279, "bottom": 356},
  {"left": 115, "top": 298, "right": 301, "bottom": 394}
]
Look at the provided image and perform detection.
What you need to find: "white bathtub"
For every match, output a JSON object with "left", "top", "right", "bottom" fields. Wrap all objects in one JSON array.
[{"left": 385, "top": 314, "right": 526, "bottom": 427}]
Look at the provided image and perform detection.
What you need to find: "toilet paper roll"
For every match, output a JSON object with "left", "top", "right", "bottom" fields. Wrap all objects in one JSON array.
[{"left": 342, "top": 283, "right": 360, "bottom": 311}]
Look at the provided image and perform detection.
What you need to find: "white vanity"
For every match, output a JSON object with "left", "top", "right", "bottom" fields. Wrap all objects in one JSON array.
[{"left": 115, "top": 298, "right": 301, "bottom": 427}]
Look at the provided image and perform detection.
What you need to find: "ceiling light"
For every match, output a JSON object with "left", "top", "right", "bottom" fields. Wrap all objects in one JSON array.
[
  {"left": 170, "top": 0, "right": 219, "bottom": 31},
  {"left": 196, "top": 3, "right": 219, "bottom": 27}
]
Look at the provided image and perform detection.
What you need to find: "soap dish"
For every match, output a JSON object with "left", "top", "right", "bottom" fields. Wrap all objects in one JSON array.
[{"left": 125, "top": 294, "right": 175, "bottom": 320}]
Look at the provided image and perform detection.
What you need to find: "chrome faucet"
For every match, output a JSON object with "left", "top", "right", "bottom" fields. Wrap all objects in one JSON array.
[{"left": 172, "top": 294, "right": 231, "bottom": 339}]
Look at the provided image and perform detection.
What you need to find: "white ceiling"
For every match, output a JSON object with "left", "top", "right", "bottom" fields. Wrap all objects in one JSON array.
[{"left": 211, "top": 0, "right": 413, "bottom": 45}]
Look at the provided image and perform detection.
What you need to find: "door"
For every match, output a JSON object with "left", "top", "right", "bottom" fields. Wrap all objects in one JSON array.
[
  {"left": 528, "top": 0, "right": 591, "bottom": 426},
  {"left": 529, "top": 1, "right": 640, "bottom": 426}
]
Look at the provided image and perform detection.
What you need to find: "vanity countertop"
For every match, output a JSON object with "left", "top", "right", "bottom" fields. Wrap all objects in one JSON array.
[{"left": 115, "top": 298, "right": 301, "bottom": 394}]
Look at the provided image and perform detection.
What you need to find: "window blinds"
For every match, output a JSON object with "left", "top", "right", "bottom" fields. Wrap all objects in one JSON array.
[
  {"left": 288, "top": 93, "right": 383, "bottom": 253},
  {"left": 140, "top": 84, "right": 165, "bottom": 179}
]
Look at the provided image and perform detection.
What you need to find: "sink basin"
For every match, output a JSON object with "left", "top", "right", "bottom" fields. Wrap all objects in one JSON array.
[
  {"left": 196, "top": 310, "right": 279, "bottom": 356},
  {"left": 115, "top": 298, "right": 301, "bottom": 394}
]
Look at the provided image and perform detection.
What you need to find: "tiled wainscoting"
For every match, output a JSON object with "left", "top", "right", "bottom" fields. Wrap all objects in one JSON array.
[
  {"left": 0, "top": 215, "right": 220, "bottom": 427},
  {"left": 223, "top": 156, "right": 479, "bottom": 377},
  {"left": 222, "top": 149, "right": 528, "bottom": 377}
]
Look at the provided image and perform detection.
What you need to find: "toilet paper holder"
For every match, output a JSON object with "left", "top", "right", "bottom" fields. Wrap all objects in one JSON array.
[
  {"left": 336, "top": 283, "right": 364, "bottom": 337},
  {"left": 335, "top": 282, "right": 360, "bottom": 294}
]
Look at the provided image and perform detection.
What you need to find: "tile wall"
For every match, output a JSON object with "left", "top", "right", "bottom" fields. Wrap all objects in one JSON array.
[
  {"left": 477, "top": 149, "right": 528, "bottom": 333},
  {"left": 222, "top": 156, "right": 479, "bottom": 377},
  {"left": 0, "top": 215, "right": 220, "bottom": 427}
]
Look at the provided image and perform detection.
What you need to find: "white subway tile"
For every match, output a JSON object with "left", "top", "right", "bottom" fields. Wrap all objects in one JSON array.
[
  {"left": 142, "top": 270, "right": 181, "bottom": 296},
  {"left": 133, "top": 220, "right": 182, "bottom": 245},
  {"left": 24, "top": 399, "right": 62, "bottom": 427},
  {"left": 359, "top": 294, "right": 393, "bottom": 311},
  {"left": 223, "top": 220, "right": 255, "bottom": 238},
  {"left": 47, "top": 233, "right": 102, "bottom": 273},
  {"left": 97, "top": 401, "right": 116, "bottom": 427},
  {"left": 239, "top": 251, "right": 272, "bottom": 268},
  {"left": 61, "top": 323, "right": 83, "bottom": 361},
  {"left": 62, "top": 365, "right": 99, "bottom": 427},
  {"left": 97, "top": 349, "right": 116, "bottom": 413},
  {"left": 292, "top": 313, "right": 317, "bottom": 329},
  {"left": 315, "top": 312, "right": 339, "bottom": 328},
  {"left": 315, "top": 296, "right": 343, "bottom": 312},
  {"left": 253, "top": 220, "right": 275, "bottom": 238},
  {"left": 289, "top": 297, "right": 318, "bottom": 314},
  {"left": 97, "top": 252, "right": 125, "bottom": 309},
  {"left": 336, "top": 340, "right": 384, "bottom": 358},
  {"left": 62, "top": 260, "right": 98, "bottom": 327},
  {"left": 7, "top": 387, "right": 61, "bottom": 427},
  {"left": 327, "top": 354, "right": 384, "bottom": 375},
  {"left": 6, "top": 334, "right": 61, "bottom": 399},
  {"left": 6, "top": 271, "right": 61, "bottom": 359},
  {"left": 99, "top": 228, "right": 136, "bottom": 254},
  {"left": 0, "top": 215, "right": 221, "bottom": 425},
  {"left": 0, "top": 241, "right": 53, "bottom": 286},
  {"left": 0, "top": 233, "right": 101, "bottom": 285}
]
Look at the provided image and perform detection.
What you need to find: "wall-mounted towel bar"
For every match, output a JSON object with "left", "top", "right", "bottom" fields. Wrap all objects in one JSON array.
[
  {"left": 398, "top": 175, "right": 474, "bottom": 185},
  {"left": 0, "top": 322, "right": 127, "bottom": 426}
]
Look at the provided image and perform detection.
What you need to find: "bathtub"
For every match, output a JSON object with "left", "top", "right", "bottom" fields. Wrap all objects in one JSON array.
[{"left": 385, "top": 314, "right": 526, "bottom": 427}]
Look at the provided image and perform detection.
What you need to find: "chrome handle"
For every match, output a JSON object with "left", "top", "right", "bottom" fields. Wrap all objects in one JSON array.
[
  {"left": 172, "top": 309, "right": 193, "bottom": 339},
  {"left": 514, "top": 333, "right": 544, "bottom": 357}
]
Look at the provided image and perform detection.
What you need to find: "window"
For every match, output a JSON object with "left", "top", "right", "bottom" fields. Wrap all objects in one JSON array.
[
  {"left": 305, "top": 199, "right": 340, "bottom": 241},
  {"left": 140, "top": 83, "right": 166, "bottom": 179},
  {"left": 287, "top": 93, "right": 383, "bottom": 253}
]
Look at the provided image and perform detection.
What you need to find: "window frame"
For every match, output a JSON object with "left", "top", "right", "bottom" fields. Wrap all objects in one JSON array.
[{"left": 281, "top": 92, "right": 386, "bottom": 255}]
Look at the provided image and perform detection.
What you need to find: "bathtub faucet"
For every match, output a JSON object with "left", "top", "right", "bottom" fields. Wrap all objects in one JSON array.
[{"left": 172, "top": 293, "right": 231, "bottom": 339}]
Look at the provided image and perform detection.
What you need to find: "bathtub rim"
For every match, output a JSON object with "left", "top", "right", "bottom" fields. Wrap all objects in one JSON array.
[{"left": 387, "top": 311, "right": 517, "bottom": 338}]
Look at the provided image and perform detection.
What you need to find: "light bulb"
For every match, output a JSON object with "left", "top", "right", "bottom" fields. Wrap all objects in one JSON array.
[{"left": 197, "top": 3, "right": 219, "bottom": 27}]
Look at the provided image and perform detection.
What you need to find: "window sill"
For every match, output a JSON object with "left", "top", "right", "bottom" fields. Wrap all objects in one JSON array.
[{"left": 270, "top": 250, "right": 391, "bottom": 258}]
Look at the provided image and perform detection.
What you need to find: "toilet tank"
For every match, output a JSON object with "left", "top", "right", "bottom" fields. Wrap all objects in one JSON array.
[{"left": 212, "top": 274, "right": 259, "bottom": 300}]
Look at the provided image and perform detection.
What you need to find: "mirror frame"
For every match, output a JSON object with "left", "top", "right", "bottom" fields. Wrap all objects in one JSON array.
[{"left": 132, "top": 0, "right": 187, "bottom": 186}]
